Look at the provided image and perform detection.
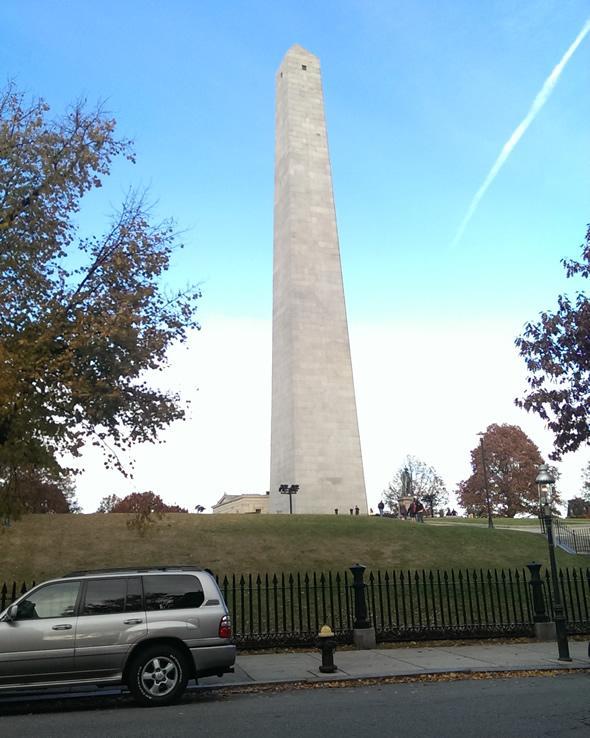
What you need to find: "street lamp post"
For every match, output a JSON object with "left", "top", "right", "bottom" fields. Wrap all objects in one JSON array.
[
  {"left": 536, "top": 464, "right": 571, "bottom": 662},
  {"left": 478, "top": 434, "right": 494, "bottom": 529},
  {"left": 279, "top": 484, "right": 299, "bottom": 514}
]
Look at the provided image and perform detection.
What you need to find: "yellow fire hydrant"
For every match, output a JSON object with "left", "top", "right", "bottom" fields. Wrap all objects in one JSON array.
[{"left": 317, "top": 624, "right": 337, "bottom": 673}]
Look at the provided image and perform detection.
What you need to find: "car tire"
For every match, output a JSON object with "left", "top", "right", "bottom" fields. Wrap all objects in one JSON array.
[{"left": 128, "top": 644, "right": 189, "bottom": 707}]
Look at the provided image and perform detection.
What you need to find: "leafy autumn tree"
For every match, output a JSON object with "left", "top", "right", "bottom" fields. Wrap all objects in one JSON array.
[
  {"left": 0, "top": 84, "right": 199, "bottom": 520},
  {"left": 566, "top": 497, "right": 590, "bottom": 518},
  {"left": 96, "top": 494, "right": 122, "bottom": 513},
  {"left": 110, "top": 491, "right": 187, "bottom": 514},
  {"left": 516, "top": 224, "right": 590, "bottom": 459},
  {"left": 565, "top": 463, "right": 590, "bottom": 519},
  {"left": 4, "top": 466, "right": 80, "bottom": 514},
  {"left": 457, "top": 424, "right": 560, "bottom": 517},
  {"left": 108, "top": 491, "right": 187, "bottom": 536},
  {"left": 582, "top": 461, "right": 590, "bottom": 503},
  {"left": 383, "top": 455, "right": 448, "bottom": 516}
]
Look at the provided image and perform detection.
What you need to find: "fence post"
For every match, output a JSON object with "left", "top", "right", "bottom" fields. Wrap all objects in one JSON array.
[
  {"left": 349, "top": 563, "right": 376, "bottom": 649},
  {"left": 526, "top": 562, "right": 554, "bottom": 641}
]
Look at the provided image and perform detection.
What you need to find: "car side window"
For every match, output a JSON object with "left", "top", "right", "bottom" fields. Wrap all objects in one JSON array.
[
  {"left": 82, "top": 579, "right": 127, "bottom": 616},
  {"left": 17, "top": 581, "right": 80, "bottom": 620},
  {"left": 143, "top": 575, "right": 204, "bottom": 611}
]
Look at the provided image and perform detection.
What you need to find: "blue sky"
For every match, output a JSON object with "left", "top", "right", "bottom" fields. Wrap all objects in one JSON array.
[{"left": 3, "top": 1, "right": 590, "bottom": 511}]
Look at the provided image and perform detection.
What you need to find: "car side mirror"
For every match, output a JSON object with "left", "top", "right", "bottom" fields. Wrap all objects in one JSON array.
[{"left": 5, "top": 604, "right": 18, "bottom": 622}]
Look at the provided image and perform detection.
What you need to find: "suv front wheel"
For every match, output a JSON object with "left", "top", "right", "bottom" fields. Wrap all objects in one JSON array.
[{"left": 128, "top": 644, "right": 189, "bottom": 707}]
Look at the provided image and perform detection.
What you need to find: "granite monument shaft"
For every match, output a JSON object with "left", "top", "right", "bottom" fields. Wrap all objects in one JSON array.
[{"left": 269, "top": 46, "right": 367, "bottom": 515}]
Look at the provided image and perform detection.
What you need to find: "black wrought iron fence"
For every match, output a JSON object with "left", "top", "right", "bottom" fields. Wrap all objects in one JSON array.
[
  {"left": 543, "top": 567, "right": 590, "bottom": 632},
  {"left": 0, "top": 581, "right": 31, "bottom": 611},
  {"left": 2, "top": 566, "right": 589, "bottom": 648},
  {"left": 217, "top": 571, "right": 354, "bottom": 648},
  {"left": 539, "top": 517, "right": 590, "bottom": 555},
  {"left": 556, "top": 519, "right": 590, "bottom": 555},
  {"left": 367, "top": 568, "right": 537, "bottom": 641}
]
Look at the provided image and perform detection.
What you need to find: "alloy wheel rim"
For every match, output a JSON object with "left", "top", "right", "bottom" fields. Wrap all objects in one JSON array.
[{"left": 140, "top": 656, "right": 179, "bottom": 697}]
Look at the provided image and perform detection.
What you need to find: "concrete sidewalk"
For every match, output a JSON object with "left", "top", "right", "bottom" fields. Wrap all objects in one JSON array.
[{"left": 201, "top": 640, "right": 590, "bottom": 689}]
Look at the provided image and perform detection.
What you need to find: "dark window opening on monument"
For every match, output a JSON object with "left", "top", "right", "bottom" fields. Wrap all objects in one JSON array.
[{"left": 301, "top": 64, "right": 307, "bottom": 70}]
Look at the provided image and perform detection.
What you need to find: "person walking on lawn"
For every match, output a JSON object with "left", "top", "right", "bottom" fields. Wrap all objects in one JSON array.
[{"left": 415, "top": 498, "right": 425, "bottom": 523}]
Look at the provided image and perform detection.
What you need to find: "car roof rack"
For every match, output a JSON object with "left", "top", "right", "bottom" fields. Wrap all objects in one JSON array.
[{"left": 63, "top": 566, "right": 213, "bottom": 577}]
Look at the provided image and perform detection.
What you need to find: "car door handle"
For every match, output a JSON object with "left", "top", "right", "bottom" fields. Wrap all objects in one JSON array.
[
  {"left": 123, "top": 618, "right": 143, "bottom": 624},
  {"left": 52, "top": 624, "right": 72, "bottom": 630}
]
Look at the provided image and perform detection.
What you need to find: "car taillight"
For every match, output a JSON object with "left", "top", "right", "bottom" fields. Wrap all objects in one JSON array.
[{"left": 219, "top": 615, "right": 232, "bottom": 639}]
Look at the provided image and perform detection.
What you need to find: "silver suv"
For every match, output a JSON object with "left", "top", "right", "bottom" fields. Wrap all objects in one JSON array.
[{"left": 0, "top": 566, "right": 235, "bottom": 706}]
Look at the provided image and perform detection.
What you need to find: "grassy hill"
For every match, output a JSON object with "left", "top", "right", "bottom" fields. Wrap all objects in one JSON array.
[{"left": 1, "top": 513, "right": 587, "bottom": 584}]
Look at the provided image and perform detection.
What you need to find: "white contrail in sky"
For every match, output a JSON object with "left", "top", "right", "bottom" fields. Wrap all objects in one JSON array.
[{"left": 451, "top": 17, "right": 590, "bottom": 248}]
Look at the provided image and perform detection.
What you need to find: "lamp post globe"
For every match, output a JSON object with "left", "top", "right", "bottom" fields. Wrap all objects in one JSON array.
[{"left": 535, "top": 464, "right": 555, "bottom": 511}]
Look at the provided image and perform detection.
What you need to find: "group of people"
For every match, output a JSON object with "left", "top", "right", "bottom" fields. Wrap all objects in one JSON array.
[
  {"left": 341, "top": 502, "right": 458, "bottom": 519},
  {"left": 377, "top": 498, "right": 426, "bottom": 522},
  {"left": 401, "top": 498, "right": 425, "bottom": 522}
]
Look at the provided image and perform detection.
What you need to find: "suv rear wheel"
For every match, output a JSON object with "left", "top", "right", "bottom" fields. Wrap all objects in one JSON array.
[{"left": 128, "top": 644, "right": 189, "bottom": 707}]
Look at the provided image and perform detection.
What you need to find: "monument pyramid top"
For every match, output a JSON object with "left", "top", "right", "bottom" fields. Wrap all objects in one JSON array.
[
  {"left": 277, "top": 45, "right": 320, "bottom": 74},
  {"left": 284, "top": 44, "right": 318, "bottom": 60}
]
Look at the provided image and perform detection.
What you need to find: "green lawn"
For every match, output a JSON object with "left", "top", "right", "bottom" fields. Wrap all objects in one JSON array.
[
  {"left": 429, "top": 516, "right": 590, "bottom": 527},
  {"left": 1, "top": 513, "right": 587, "bottom": 585}
]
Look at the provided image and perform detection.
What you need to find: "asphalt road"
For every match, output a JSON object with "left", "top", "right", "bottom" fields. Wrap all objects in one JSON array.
[{"left": 1, "top": 674, "right": 589, "bottom": 737}]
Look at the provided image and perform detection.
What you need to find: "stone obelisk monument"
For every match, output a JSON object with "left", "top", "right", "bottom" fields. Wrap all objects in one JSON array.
[{"left": 269, "top": 45, "right": 367, "bottom": 515}]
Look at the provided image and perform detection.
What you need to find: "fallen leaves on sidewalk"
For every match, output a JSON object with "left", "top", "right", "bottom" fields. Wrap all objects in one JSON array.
[{"left": 212, "top": 668, "right": 590, "bottom": 698}]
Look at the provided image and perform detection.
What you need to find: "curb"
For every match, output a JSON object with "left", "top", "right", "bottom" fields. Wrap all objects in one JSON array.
[{"left": 197, "top": 663, "right": 590, "bottom": 693}]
